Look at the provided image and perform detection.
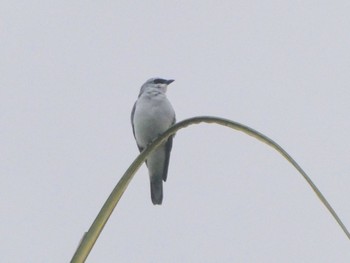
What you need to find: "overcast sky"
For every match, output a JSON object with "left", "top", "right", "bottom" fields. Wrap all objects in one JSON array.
[{"left": 1, "top": 1, "right": 350, "bottom": 262}]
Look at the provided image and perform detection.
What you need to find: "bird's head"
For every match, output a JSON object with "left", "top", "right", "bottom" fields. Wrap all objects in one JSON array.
[{"left": 139, "top": 78, "right": 175, "bottom": 95}]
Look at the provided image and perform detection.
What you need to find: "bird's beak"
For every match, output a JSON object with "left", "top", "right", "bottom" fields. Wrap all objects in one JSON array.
[{"left": 166, "top": 79, "right": 175, "bottom": 85}]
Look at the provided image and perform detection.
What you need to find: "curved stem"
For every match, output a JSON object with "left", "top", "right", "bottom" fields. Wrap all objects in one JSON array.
[{"left": 71, "top": 116, "right": 349, "bottom": 263}]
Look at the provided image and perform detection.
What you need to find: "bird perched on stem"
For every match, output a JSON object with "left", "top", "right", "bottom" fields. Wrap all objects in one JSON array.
[{"left": 131, "top": 78, "right": 176, "bottom": 205}]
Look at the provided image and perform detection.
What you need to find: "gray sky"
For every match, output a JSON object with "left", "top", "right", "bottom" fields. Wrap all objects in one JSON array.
[{"left": 1, "top": 1, "right": 350, "bottom": 262}]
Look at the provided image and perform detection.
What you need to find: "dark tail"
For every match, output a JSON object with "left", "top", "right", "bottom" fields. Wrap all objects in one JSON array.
[{"left": 150, "top": 179, "right": 163, "bottom": 205}]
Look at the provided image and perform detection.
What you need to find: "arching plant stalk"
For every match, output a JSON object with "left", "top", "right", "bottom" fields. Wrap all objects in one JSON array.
[{"left": 71, "top": 116, "right": 349, "bottom": 263}]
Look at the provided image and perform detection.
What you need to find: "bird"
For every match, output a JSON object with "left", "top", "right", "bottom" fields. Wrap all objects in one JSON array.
[{"left": 131, "top": 78, "right": 176, "bottom": 205}]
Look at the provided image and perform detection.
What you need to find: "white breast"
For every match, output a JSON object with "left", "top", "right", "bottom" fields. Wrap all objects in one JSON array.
[{"left": 133, "top": 93, "right": 175, "bottom": 148}]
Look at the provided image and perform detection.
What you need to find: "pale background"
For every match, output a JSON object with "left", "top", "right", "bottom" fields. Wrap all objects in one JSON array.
[{"left": 1, "top": 1, "right": 350, "bottom": 262}]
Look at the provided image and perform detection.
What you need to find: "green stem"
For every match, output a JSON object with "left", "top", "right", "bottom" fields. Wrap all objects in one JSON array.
[{"left": 71, "top": 116, "right": 349, "bottom": 263}]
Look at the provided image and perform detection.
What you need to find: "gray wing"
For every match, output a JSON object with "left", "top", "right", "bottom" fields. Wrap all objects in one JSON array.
[
  {"left": 162, "top": 115, "right": 176, "bottom": 182},
  {"left": 131, "top": 102, "right": 144, "bottom": 152}
]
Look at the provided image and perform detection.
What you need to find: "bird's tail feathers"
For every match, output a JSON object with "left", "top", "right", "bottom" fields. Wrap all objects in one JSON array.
[{"left": 150, "top": 179, "right": 163, "bottom": 205}]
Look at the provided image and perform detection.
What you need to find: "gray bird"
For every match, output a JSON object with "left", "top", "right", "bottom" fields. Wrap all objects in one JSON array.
[{"left": 131, "top": 78, "right": 176, "bottom": 205}]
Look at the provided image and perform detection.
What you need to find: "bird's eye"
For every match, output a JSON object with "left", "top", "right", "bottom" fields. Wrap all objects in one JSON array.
[{"left": 153, "top": 78, "right": 165, "bottom": 84}]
